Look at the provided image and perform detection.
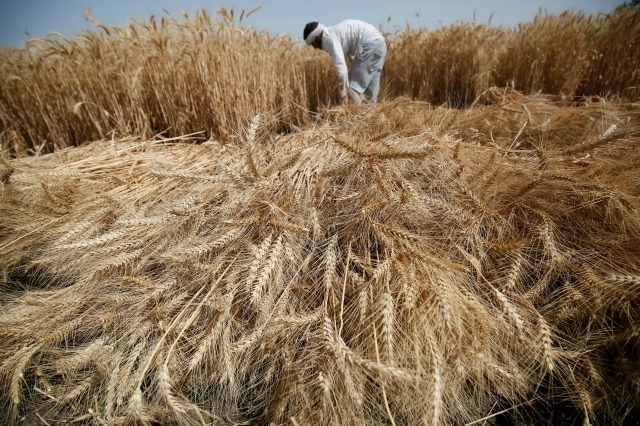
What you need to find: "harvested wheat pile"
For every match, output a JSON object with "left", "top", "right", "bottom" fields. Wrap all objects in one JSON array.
[{"left": 1, "top": 96, "right": 639, "bottom": 425}]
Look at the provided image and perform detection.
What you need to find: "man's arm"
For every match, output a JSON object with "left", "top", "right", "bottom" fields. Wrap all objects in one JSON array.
[{"left": 322, "top": 35, "right": 349, "bottom": 99}]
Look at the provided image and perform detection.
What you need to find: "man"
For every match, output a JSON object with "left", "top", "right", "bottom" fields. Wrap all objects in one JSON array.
[{"left": 304, "top": 20, "right": 387, "bottom": 104}]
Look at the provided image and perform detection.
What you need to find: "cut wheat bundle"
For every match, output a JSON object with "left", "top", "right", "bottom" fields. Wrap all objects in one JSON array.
[{"left": 1, "top": 98, "right": 639, "bottom": 425}]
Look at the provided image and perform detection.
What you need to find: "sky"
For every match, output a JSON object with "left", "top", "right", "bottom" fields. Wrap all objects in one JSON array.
[{"left": 0, "top": 0, "right": 624, "bottom": 48}]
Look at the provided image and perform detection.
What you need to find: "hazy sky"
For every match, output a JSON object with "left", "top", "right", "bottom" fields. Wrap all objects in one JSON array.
[{"left": 0, "top": 0, "right": 623, "bottom": 47}]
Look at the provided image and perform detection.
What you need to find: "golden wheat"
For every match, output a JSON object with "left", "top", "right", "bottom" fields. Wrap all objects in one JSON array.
[
  {"left": 1, "top": 96, "right": 638, "bottom": 424},
  {"left": 0, "top": 4, "right": 639, "bottom": 424}
]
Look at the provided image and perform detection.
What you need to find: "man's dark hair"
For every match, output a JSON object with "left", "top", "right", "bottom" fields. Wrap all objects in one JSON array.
[{"left": 303, "top": 22, "right": 318, "bottom": 40}]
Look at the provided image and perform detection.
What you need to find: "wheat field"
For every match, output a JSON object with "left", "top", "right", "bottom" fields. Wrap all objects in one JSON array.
[{"left": 1, "top": 6, "right": 640, "bottom": 426}]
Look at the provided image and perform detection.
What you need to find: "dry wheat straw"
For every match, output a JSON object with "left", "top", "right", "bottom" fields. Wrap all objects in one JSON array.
[{"left": 1, "top": 95, "right": 639, "bottom": 424}]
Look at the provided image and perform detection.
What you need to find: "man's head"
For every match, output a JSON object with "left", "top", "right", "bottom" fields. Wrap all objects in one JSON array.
[{"left": 304, "top": 22, "right": 324, "bottom": 49}]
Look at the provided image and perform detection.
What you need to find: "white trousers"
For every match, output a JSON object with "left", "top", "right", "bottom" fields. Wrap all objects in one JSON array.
[{"left": 348, "top": 38, "right": 387, "bottom": 104}]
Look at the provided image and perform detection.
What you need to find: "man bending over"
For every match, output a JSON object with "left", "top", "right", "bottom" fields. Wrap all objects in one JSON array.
[{"left": 304, "top": 20, "right": 387, "bottom": 104}]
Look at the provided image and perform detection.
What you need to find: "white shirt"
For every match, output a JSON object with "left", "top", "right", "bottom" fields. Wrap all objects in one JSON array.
[{"left": 321, "top": 20, "right": 385, "bottom": 98}]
